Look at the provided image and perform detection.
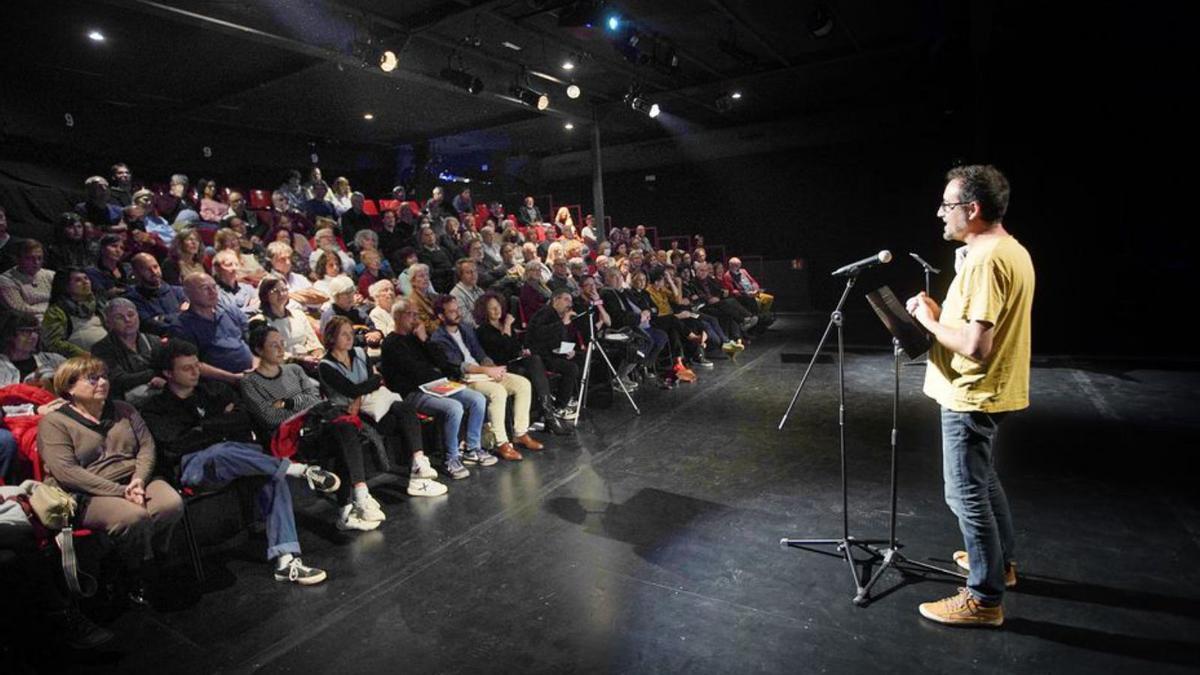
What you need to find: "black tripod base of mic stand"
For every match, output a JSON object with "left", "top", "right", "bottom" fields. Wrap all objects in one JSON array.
[{"left": 780, "top": 537, "right": 965, "bottom": 606}]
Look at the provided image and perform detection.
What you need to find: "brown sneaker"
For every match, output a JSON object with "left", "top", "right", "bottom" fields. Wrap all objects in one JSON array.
[
  {"left": 513, "top": 433, "right": 544, "bottom": 451},
  {"left": 494, "top": 442, "right": 523, "bottom": 461},
  {"left": 918, "top": 587, "right": 1004, "bottom": 627},
  {"left": 953, "top": 551, "right": 1017, "bottom": 588}
]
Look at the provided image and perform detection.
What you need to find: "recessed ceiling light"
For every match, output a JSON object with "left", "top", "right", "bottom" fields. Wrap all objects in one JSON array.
[
  {"left": 564, "top": 122, "right": 575, "bottom": 130},
  {"left": 502, "top": 41, "right": 523, "bottom": 51},
  {"left": 87, "top": 30, "right": 106, "bottom": 42},
  {"left": 562, "top": 57, "right": 576, "bottom": 71},
  {"left": 363, "top": 113, "right": 375, "bottom": 120},
  {"left": 731, "top": 91, "right": 743, "bottom": 99},
  {"left": 566, "top": 83, "right": 581, "bottom": 99}
]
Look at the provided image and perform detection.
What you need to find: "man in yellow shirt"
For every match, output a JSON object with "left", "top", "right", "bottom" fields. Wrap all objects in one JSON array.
[{"left": 907, "top": 165, "right": 1035, "bottom": 627}]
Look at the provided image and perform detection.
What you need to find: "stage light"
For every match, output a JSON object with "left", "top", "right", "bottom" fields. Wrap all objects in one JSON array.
[
  {"left": 731, "top": 91, "right": 742, "bottom": 100},
  {"left": 513, "top": 85, "right": 550, "bottom": 110},
  {"left": 442, "top": 67, "right": 484, "bottom": 94},
  {"left": 363, "top": 113, "right": 375, "bottom": 120},
  {"left": 566, "top": 83, "right": 581, "bottom": 99},
  {"left": 564, "top": 122, "right": 575, "bottom": 130},
  {"left": 607, "top": 15, "right": 621, "bottom": 31},
  {"left": 502, "top": 41, "right": 522, "bottom": 51},
  {"left": 87, "top": 30, "right": 106, "bottom": 42},
  {"left": 379, "top": 50, "right": 398, "bottom": 72},
  {"left": 562, "top": 57, "right": 576, "bottom": 71},
  {"left": 648, "top": 103, "right": 660, "bottom": 118}
]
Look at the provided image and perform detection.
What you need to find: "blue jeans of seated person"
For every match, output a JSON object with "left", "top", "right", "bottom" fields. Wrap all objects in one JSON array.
[
  {"left": 0, "top": 428, "right": 16, "bottom": 482},
  {"left": 941, "top": 409, "right": 1014, "bottom": 605},
  {"left": 408, "top": 387, "right": 487, "bottom": 463},
  {"left": 697, "top": 313, "right": 728, "bottom": 347},
  {"left": 180, "top": 442, "right": 301, "bottom": 562}
]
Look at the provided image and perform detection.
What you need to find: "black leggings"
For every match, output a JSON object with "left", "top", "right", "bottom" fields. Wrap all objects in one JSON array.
[
  {"left": 375, "top": 398, "right": 425, "bottom": 457},
  {"left": 301, "top": 419, "right": 365, "bottom": 505}
]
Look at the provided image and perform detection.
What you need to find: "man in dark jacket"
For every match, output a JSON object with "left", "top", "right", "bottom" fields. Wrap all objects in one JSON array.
[
  {"left": 140, "top": 339, "right": 335, "bottom": 586},
  {"left": 125, "top": 253, "right": 188, "bottom": 336},
  {"left": 525, "top": 290, "right": 581, "bottom": 414}
]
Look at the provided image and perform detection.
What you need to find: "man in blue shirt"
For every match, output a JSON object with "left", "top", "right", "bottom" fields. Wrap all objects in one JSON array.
[
  {"left": 126, "top": 253, "right": 188, "bottom": 336},
  {"left": 171, "top": 272, "right": 253, "bottom": 384}
]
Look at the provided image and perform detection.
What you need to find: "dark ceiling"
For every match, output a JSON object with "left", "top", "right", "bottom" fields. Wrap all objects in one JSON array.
[{"left": 1, "top": 0, "right": 944, "bottom": 161}]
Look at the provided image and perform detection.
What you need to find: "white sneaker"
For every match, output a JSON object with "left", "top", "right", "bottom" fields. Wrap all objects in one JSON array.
[
  {"left": 411, "top": 455, "right": 438, "bottom": 480},
  {"left": 336, "top": 504, "right": 381, "bottom": 531},
  {"left": 407, "top": 477, "right": 449, "bottom": 497},
  {"left": 357, "top": 495, "right": 386, "bottom": 522}
]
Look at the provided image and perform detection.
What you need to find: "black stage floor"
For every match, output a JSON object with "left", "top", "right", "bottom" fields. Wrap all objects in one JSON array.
[{"left": 9, "top": 314, "right": 1200, "bottom": 674}]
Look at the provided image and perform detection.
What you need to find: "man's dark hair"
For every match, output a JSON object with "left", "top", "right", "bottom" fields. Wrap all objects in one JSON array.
[
  {"left": 432, "top": 293, "right": 456, "bottom": 318},
  {"left": 946, "top": 164, "right": 1010, "bottom": 223},
  {"left": 155, "top": 338, "right": 199, "bottom": 372}
]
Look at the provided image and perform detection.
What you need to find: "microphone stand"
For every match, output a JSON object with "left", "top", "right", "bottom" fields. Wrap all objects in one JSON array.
[
  {"left": 908, "top": 252, "right": 940, "bottom": 297},
  {"left": 778, "top": 271, "right": 962, "bottom": 606},
  {"left": 907, "top": 253, "right": 941, "bottom": 366}
]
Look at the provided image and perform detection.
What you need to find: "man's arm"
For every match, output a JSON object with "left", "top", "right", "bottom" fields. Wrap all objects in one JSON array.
[{"left": 909, "top": 292, "right": 995, "bottom": 362}]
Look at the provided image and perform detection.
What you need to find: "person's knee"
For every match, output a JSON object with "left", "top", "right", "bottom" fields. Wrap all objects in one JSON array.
[{"left": 107, "top": 507, "right": 152, "bottom": 537}]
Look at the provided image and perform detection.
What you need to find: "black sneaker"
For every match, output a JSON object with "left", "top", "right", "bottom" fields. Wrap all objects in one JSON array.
[
  {"left": 303, "top": 465, "right": 341, "bottom": 494},
  {"left": 51, "top": 608, "right": 114, "bottom": 650},
  {"left": 274, "top": 557, "right": 328, "bottom": 585}
]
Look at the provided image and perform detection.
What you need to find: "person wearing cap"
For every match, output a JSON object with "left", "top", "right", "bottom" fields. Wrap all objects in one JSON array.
[
  {"left": 318, "top": 275, "right": 383, "bottom": 349},
  {"left": 75, "top": 176, "right": 124, "bottom": 229},
  {"left": 132, "top": 188, "right": 176, "bottom": 246}
]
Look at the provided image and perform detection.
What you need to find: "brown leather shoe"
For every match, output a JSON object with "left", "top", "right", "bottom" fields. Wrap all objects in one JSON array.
[
  {"left": 514, "top": 433, "right": 544, "bottom": 451},
  {"left": 495, "top": 442, "right": 523, "bottom": 461}
]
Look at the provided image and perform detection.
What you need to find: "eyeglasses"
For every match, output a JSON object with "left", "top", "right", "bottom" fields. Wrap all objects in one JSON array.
[
  {"left": 83, "top": 374, "right": 109, "bottom": 385},
  {"left": 939, "top": 201, "right": 972, "bottom": 212}
]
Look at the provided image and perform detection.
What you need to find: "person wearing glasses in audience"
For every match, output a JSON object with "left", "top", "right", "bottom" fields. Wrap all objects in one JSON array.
[{"left": 37, "top": 356, "right": 184, "bottom": 606}]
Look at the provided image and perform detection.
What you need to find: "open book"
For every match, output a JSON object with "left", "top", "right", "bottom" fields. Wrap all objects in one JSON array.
[{"left": 419, "top": 378, "right": 467, "bottom": 397}]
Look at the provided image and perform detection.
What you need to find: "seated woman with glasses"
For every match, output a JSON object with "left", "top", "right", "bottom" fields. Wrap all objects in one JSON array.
[
  {"left": 36, "top": 356, "right": 184, "bottom": 606},
  {"left": 251, "top": 277, "right": 324, "bottom": 369}
]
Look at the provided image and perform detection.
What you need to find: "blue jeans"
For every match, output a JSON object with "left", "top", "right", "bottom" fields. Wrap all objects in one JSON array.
[
  {"left": 409, "top": 387, "right": 487, "bottom": 462},
  {"left": 0, "top": 428, "right": 16, "bottom": 483},
  {"left": 180, "top": 442, "right": 301, "bottom": 562},
  {"left": 941, "top": 409, "right": 1014, "bottom": 604}
]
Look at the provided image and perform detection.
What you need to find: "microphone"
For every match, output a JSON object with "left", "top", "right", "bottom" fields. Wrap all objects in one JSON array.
[{"left": 831, "top": 250, "right": 892, "bottom": 277}]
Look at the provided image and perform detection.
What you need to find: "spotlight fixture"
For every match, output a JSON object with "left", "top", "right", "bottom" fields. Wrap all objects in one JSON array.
[
  {"left": 564, "top": 122, "right": 575, "bottom": 130},
  {"left": 87, "top": 30, "right": 106, "bottom": 42},
  {"left": 378, "top": 50, "right": 399, "bottom": 72},
  {"left": 442, "top": 67, "right": 485, "bottom": 94},
  {"left": 625, "top": 87, "right": 659, "bottom": 118},
  {"left": 715, "top": 91, "right": 743, "bottom": 112},
  {"left": 566, "top": 83, "right": 581, "bottom": 99},
  {"left": 607, "top": 15, "right": 621, "bottom": 31},
  {"left": 363, "top": 113, "right": 375, "bottom": 120},
  {"left": 501, "top": 41, "right": 523, "bottom": 51},
  {"left": 562, "top": 55, "right": 576, "bottom": 71},
  {"left": 512, "top": 85, "right": 550, "bottom": 110}
]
